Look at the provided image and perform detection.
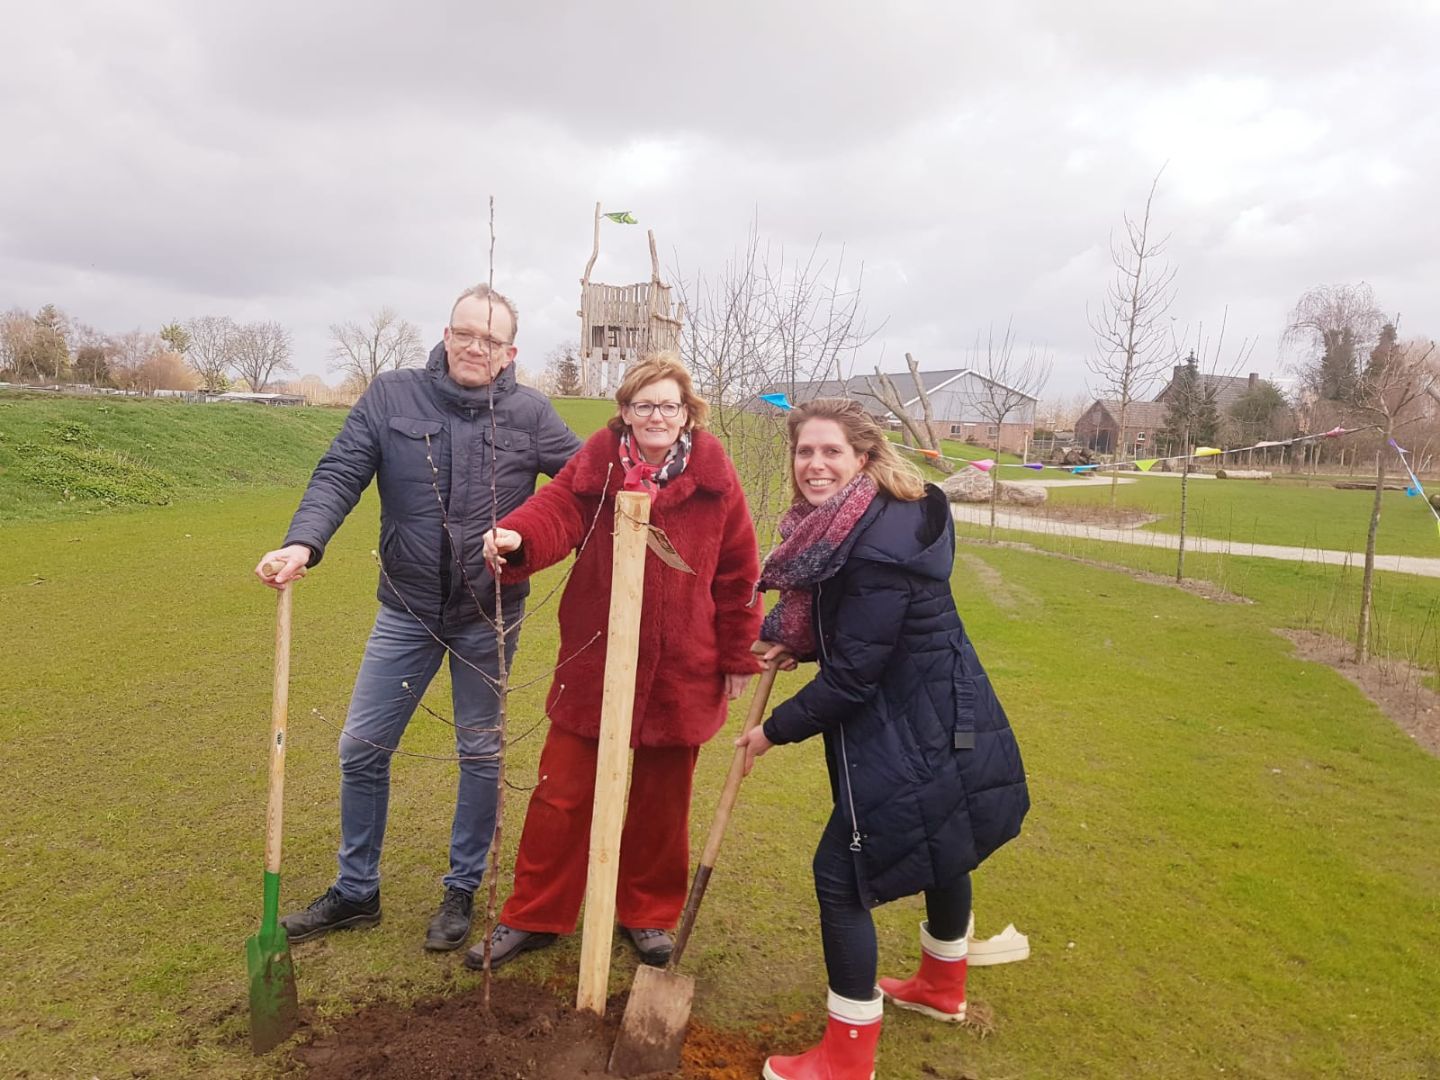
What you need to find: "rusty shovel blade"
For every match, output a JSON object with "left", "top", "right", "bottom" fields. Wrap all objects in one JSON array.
[{"left": 607, "top": 964, "right": 696, "bottom": 1077}]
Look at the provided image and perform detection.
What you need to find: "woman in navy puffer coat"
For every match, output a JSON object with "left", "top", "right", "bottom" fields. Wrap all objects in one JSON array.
[{"left": 739, "top": 398, "right": 1029, "bottom": 1080}]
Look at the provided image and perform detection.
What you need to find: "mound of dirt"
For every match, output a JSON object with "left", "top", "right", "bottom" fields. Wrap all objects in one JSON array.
[{"left": 290, "top": 978, "right": 768, "bottom": 1080}]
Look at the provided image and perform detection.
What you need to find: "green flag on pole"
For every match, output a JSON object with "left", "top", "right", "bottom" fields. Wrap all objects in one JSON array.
[{"left": 602, "top": 211, "right": 638, "bottom": 224}]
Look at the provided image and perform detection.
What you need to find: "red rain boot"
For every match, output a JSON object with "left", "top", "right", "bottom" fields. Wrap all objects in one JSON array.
[
  {"left": 762, "top": 990, "right": 882, "bottom": 1080},
  {"left": 878, "top": 920, "right": 968, "bottom": 1022}
]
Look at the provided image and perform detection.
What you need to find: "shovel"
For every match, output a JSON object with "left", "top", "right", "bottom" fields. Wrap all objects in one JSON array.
[
  {"left": 608, "top": 642, "right": 782, "bottom": 1077},
  {"left": 246, "top": 563, "right": 301, "bottom": 1054}
]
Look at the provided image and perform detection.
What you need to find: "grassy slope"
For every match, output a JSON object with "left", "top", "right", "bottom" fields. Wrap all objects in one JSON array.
[
  {"left": 0, "top": 394, "right": 349, "bottom": 524},
  {"left": 2, "top": 488, "right": 1438, "bottom": 1078},
  {"left": 0, "top": 393, "right": 616, "bottom": 526}
]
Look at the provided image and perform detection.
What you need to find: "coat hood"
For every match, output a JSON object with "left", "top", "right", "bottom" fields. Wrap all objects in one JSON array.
[
  {"left": 425, "top": 340, "right": 517, "bottom": 410},
  {"left": 849, "top": 484, "right": 954, "bottom": 583}
]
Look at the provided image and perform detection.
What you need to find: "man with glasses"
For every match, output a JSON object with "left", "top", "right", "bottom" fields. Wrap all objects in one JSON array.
[{"left": 255, "top": 284, "right": 581, "bottom": 952}]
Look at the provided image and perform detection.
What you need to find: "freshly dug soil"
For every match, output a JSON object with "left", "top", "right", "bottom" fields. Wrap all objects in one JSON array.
[{"left": 290, "top": 978, "right": 768, "bottom": 1080}]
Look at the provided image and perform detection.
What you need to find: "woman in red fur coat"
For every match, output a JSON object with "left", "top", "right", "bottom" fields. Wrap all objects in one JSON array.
[{"left": 465, "top": 353, "right": 762, "bottom": 972}]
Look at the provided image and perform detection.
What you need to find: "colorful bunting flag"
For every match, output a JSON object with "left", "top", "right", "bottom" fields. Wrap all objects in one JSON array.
[
  {"left": 1135, "top": 459, "right": 1157, "bottom": 472},
  {"left": 1022, "top": 462, "right": 1044, "bottom": 470},
  {"left": 1322, "top": 426, "right": 1346, "bottom": 438},
  {"left": 603, "top": 211, "right": 638, "bottom": 224},
  {"left": 759, "top": 393, "right": 793, "bottom": 411},
  {"left": 1407, "top": 486, "right": 1421, "bottom": 497},
  {"left": 1194, "top": 447, "right": 1222, "bottom": 458},
  {"left": 971, "top": 459, "right": 995, "bottom": 472},
  {"left": 920, "top": 448, "right": 941, "bottom": 459}
]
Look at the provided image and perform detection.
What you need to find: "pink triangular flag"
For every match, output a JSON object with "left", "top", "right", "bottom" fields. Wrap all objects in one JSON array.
[{"left": 971, "top": 459, "right": 995, "bottom": 472}]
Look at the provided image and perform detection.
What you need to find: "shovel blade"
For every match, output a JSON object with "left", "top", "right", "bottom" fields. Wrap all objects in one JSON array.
[
  {"left": 246, "top": 927, "right": 300, "bottom": 1055},
  {"left": 608, "top": 965, "right": 695, "bottom": 1077}
]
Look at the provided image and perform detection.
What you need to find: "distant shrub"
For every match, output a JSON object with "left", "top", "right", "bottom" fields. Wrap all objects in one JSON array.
[
  {"left": 19, "top": 442, "right": 174, "bottom": 505},
  {"left": 45, "top": 420, "right": 97, "bottom": 446}
]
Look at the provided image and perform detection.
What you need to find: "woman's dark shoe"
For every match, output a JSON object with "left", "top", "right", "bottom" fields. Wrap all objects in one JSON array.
[
  {"left": 280, "top": 886, "right": 382, "bottom": 943},
  {"left": 464, "top": 923, "right": 557, "bottom": 970},
  {"left": 424, "top": 886, "right": 475, "bottom": 951},
  {"left": 624, "top": 926, "right": 674, "bottom": 966}
]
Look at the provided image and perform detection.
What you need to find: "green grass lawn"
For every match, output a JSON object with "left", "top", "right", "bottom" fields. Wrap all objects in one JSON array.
[
  {"left": 2, "top": 486, "right": 1437, "bottom": 1078},
  {"left": 1040, "top": 474, "right": 1440, "bottom": 557},
  {"left": 953, "top": 514, "right": 1440, "bottom": 680}
]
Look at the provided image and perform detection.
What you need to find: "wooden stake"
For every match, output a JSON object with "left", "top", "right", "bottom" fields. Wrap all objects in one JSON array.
[{"left": 577, "top": 489, "right": 651, "bottom": 1015}]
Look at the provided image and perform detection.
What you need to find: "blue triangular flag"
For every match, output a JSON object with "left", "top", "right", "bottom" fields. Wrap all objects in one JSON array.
[{"left": 759, "top": 393, "right": 793, "bottom": 411}]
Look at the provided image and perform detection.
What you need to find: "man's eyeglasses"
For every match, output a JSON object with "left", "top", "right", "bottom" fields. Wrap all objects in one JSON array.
[
  {"left": 449, "top": 328, "right": 512, "bottom": 352},
  {"left": 626, "top": 401, "right": 684, "bottom": 419}
]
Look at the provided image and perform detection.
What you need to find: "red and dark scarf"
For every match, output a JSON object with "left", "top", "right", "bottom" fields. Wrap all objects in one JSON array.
[
  {"left": 758, "top": 474, "right": 877, "bottom": 658},
  {"left": 618, "top": 429, "right": 691, "bottom": 494}
]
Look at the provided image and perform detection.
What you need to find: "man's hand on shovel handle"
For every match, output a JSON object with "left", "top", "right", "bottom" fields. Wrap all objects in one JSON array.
[{"left": 256, "top": 545, "right": 311, "bottom": 590}]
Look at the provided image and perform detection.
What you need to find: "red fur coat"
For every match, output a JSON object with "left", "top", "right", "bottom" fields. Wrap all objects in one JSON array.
[{"left": 499, "top": 427, "right": 762, "bottom": 748}]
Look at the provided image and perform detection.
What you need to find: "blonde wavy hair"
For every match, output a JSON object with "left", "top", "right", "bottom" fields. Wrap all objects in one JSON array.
[
  {"left": 786, "top": 397, "right": 926, "bottom": 502},
  {"left": 606, "top": 352, "right": 711, "bottom": 434}
]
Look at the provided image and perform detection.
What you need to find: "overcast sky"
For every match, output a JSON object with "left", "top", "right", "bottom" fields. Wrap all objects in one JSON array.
[{"left": 3, "top": 1, "right": 1437, "bottom": 402}]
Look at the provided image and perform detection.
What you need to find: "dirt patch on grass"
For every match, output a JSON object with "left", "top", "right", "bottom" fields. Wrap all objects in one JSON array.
[
  {"left": 289, "top": 978, "right": 768, "bottom": 1079},
  {"left": 1276, "top": 629, "right": 1440, "bottom": 757},
  {"left": 957, "top": 552, "right": 1042, "bottom": 612},
  {"left": 1021, "top": 503, "right": 1159, "bottom": 529}
]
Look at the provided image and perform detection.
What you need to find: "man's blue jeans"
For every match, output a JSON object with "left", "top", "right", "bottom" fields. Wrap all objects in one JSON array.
[{"left": 334, "top": 604, "right": 520, "bottom": 901}]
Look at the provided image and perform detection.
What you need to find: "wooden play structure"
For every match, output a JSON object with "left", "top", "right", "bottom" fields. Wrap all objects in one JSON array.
[{"left": 577, "top": 203, "right": 684, "bottom": 396}]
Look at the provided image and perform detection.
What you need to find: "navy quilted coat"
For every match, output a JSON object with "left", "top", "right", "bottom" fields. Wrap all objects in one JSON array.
[
  {"left": 283, "top": 343, "right": 581, "bottom": 630},
  {"left": 762, "top": 485, "right": 1029, "bottom": 907}
]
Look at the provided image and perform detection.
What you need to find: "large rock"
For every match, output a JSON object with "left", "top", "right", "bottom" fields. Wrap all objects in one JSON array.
[
  {"left": 1000, "top": 482, "right": 1047, "bottom": 506},
  {"left": 940, "top": 470, "right": 1047, "bottom": 506}
]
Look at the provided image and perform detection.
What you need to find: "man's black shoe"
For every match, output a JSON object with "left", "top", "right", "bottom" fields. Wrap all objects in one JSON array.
[
  {"left": 280, "top": 886, "right": 382, "bottom": 943},
  {"left": 424, "top": 887, "right": 475, "bottom": 952}
]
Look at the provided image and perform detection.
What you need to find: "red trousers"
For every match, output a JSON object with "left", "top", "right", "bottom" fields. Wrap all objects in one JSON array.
[{"left": 501, "top": 726, "right": 700, "bottom": 933}]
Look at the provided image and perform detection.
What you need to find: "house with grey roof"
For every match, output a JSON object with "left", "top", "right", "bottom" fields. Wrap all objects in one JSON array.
[{"left": 755, "top": 368, "right": 1038, "bottom": 454}]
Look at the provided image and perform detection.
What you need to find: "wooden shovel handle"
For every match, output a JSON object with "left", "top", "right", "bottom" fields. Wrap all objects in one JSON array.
[
  {"left": 264, "top": 575, "right": 292, "bottom": 877},
  {"left": 698, "top": 642, "right": 781, "bottom": 868},
  {"left": 669, "top": 641, "right": 784, "bottom": 968}
]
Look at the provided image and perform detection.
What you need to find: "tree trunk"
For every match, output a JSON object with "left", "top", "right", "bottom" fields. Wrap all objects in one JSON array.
[
  {"left": 1355, "top": 424, "right": 1388, "bottom": 664},
  {"left": 1176, "top": 425, "right": 1191, "bottom": 582},
  {"left": 1110, "top": 401, "right": 1128, "bottom": 508},
  {"left": 988, "top": 436, "right": 1002, "bottom": 542}
]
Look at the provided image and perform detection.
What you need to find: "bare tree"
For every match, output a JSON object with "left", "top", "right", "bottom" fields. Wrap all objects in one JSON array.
[
  {"left": 106, "top": 329, "right": 161, "bottom": 391},
  {"left": 230, "top": 320, "right": 294, "bottom": 392},
  {"left": 675, "top": 221, "right": 875, "bottom": 538},
  {"left": 0, "top": 308, "right": 36, "bottom": 380},
  {"left": 1351, "top": 331, "right": 1436, "bottom": 662},
  {"left": 185, "top": 315, "right": 238, "bottom": 391},
  {"left": 863, "top": 353, "right": 952, "bottom": 473},
  {"left": 328, "top": 307, "right": 424, "bottom": 392},
  {"left": 1285, "top": 283, "right": 1385, "bottom": 404},
  {"left": 1087, "top": 169, "right": 1178, "bottom": 505},
  {"left": 970, "top": 323, "right": 1051, "bottom": 539}
]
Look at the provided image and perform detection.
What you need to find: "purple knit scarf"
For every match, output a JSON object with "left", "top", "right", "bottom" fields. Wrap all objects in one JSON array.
[{"left": 758, "top": 473, "right": 878, "bottom": 658}]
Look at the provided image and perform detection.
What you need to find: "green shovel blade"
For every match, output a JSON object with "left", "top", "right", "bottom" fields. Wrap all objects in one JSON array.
[{"left": 246, "top": 871, "right": 299, "bottom": 1054}]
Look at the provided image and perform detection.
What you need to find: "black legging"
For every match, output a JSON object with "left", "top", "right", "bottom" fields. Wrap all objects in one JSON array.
[{"left": 812, "top": 811, "right": 972, "bottom": 1000}]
